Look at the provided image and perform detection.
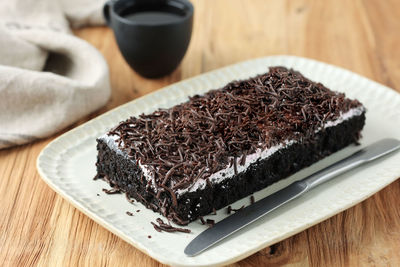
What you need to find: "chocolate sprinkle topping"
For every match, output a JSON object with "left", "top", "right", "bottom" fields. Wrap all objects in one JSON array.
[
  {"left": 107, "top": 66, "right": 363, "bottom": 220},
  {"left": 126, "top": 211, "right": 134, "bottom": 216},
  {"left": 151, "top": 218, "right": 191, "bottom": 233},
  {"left": 125, "top": 193, "right": 135, "bottom": 203}
]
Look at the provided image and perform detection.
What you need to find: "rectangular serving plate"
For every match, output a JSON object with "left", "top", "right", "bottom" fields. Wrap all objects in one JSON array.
[{"left": 37, "top": 56, "right": 400, "bottom": 266}]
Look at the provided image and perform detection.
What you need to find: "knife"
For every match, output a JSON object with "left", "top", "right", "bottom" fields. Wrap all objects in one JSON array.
[{"left": 184, "top": 138, "right": 400, "bottom": 256}]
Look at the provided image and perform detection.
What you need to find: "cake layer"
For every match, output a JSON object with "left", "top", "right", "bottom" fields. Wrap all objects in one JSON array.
[{"left": 95, "top": 66, "right": 366, "bottom": 225}]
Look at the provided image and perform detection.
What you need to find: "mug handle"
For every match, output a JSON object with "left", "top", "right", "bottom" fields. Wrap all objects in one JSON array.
[{"left": 103, "top": 1, "right": 113, "bottom": 26}]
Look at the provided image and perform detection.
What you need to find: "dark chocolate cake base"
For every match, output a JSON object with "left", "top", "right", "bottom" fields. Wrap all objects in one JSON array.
[{"left": 95, "top": 112, "right": 365, "bottom": 225}]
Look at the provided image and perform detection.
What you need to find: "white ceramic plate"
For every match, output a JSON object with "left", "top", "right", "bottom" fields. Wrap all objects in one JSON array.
[{"left": 37, "top": 56, "right": 400, "bottom": 266}]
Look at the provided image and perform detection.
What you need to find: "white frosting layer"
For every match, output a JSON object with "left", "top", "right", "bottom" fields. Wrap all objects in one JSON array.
[
  {"left": 175, "top": 140, "right": 296, "bottom": 196},
  {"left": 99, "top": 106, "right": 365, "bottom": 196},
  {"left": 100, "top": 133, "right": 122, "bottom": 154},
  {"left": 323, "top": 107, "right": 364, "bottom": 128}
]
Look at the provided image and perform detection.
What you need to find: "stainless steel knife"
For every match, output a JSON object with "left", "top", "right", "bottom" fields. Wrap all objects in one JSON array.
[{"left": 184, "top": 138, "right": 400, "bottom": 256}]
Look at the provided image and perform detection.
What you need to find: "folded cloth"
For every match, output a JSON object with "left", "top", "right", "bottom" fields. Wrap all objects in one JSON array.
[{"left": 0, "top": 0, "right": 110, "bottom": 149}]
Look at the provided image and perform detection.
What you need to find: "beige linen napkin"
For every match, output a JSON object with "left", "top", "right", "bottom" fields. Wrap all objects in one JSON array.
[{"left": 0, "top": 0, "right": 110, "bottom": 149}]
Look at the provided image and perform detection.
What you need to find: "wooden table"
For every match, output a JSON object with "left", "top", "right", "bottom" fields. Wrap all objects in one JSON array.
[{"left": 1, "top": 0, "right": 400, "bottom": 266}]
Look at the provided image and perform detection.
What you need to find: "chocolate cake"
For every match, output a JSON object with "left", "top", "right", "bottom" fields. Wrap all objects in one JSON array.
[{"left": 95, "top": 67, "right": 366, "bottom": 225}]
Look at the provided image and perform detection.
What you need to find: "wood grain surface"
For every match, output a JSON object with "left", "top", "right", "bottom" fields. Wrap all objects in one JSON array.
[{"left": 1, "top": 0, "right": 400, "bottom": 266}]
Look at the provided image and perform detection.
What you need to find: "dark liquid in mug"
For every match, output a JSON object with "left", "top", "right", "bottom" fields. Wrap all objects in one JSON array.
[
  {"left": 124, "top": 11, "right": 183, "bottom": 23},
  {"left": 121, "top": 6, "right": 185, "bottom": 23}
]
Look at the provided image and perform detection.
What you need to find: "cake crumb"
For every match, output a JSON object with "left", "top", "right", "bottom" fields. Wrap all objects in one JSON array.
[
  {"left": 227, "top": 206, "right": 232, "bottom": 214},
  {"left": 199, "top": 216, "right": 206, "bottom": 225},
  {"left": 102, "top": 188, "right": 121, "bottom": 194},
  {"left": 206, "top": 219, "right": 215, "bottom": 227},
  {"left": 151, "top": 218, "right": 191, "bottom": 233},
  {"left": 212, "top": 207, "right": 217, "bottom": 215},
  {"left": 232, "top": 205, "right": 245, "bottom": 213}
]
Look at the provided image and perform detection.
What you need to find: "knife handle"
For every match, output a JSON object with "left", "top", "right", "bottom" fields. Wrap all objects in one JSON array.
[
  {"left": 301, "top": 138, "right": 400, "bottom": 191},
  {"left": 301, "top": 151, "right": 364, "bottom": 190}
]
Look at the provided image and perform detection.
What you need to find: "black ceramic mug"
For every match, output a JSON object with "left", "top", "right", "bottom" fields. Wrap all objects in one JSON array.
[{"left": 104, "top": 0, "right": 193, "bottom": 78}]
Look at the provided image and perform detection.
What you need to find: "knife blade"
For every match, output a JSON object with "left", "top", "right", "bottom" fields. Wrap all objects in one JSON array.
[{"left": 184, "top": 138, "right": 400, "bottom": 256}]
